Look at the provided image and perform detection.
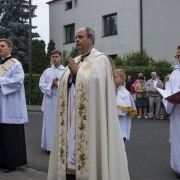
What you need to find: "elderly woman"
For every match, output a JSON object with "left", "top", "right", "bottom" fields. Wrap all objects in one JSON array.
[{"left": 135, "top": 76, "right": 148, "bottom": 118}]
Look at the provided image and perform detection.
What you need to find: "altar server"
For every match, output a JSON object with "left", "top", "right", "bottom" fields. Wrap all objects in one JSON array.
[
  {"left": 163, "top": 45, "right": 180, "bottom": 179},
  {"left": 115, "top": 69, "right": 137, "bottom": 142},
  {"left": 39, "top": 50, "right": 65, "bottom": 154},
  {"left": 0, "top": 38, "right": 28, "bottom": 173}
]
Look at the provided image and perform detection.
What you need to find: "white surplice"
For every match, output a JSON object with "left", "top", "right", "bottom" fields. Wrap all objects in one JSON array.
[
  {"left": 48, "top": 50, "right": 130, "bottom": 180},
  {"left": 39, "top": 64, "right": 65, "bottom": 151},
  {"left": 163, "top": 64, "right": 180, "bottom": 174},
  {"left": 116, "top": 85, "right": 137, "bottom": 140},
  {"left": 0, "top": 61, "right": 28, "bottom": 124}
]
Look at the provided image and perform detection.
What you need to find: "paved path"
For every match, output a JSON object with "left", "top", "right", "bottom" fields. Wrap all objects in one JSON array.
[
  {"left": 0, "top": 107, "right": 179, "bottom": 180},
  {"left": 0, "top": 167, "right": 47, "bottom": 180}
]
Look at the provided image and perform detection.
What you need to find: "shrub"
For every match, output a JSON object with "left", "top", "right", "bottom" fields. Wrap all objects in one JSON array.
[{"left": 24, "top": 74, "right": 43, "bottom": 105}]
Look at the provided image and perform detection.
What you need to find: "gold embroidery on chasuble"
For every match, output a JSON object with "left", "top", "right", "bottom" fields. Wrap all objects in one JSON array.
[
  {"left": 58, "top": 80, "right": 67, "bottom": 171},
  {"left": 76, "top": 63, "right": 91, "bottom": 179}
]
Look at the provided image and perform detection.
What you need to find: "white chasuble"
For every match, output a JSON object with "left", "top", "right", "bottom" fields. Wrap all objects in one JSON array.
[{"left": 48, "top": 51, "right": 130, "bottom": 180}]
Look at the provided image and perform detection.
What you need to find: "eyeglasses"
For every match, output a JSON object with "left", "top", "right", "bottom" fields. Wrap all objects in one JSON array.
[{"left": 175, "top": 55, "right": 180, "bottom": 59}]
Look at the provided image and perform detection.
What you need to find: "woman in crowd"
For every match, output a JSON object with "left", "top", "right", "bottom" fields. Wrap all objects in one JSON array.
[{"left": 135, "top": 76, "right": 149, "bottom": 118}]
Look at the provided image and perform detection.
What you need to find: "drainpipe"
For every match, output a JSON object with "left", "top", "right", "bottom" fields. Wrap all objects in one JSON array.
[{"left": 140, "top": 0, "right": 143, "bottom": 50}]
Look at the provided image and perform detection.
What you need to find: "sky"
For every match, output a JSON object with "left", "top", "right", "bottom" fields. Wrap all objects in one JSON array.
[{"left": 32, "top": 0, "right": 49, "bottom": 49}]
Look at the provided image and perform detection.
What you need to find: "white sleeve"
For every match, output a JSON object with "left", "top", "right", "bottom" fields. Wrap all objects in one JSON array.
[
  {"left": 163, "top": 77, "right": 174, "bottom": 114},
  {"left": 39, "top": 70, "right": 52, "bottom": 96},
  {"left": 0, "top": 62, "right": 24, "bottom": 95}
]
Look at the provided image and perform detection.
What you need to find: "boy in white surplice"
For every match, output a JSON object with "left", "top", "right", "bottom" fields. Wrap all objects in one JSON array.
[
  {"left": 39, "top": 50, "right": 65, "bottom": 154},
  {"left": 115, "top": 69, "right": 137, "bottom": 142}
]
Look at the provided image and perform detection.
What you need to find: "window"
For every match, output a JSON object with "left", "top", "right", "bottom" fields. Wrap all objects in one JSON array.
[
  {"left": 103, "top": 13, "right": 117, "bottom": 36},
  {"left": 74, "top": 0, "right": 78, "bottom": 7},
  {"left": 65, "top": 1, "right": 72, "bottom": 10},
  {"left": 108, "top": 54, "right": 117, "bottom": 59},
  {"left": 65, "top": 24, "right": 75, "bottom": 43}
]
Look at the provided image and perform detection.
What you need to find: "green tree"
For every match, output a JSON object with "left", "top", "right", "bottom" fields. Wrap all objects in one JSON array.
[
  {"left": 0, "top": 0, "right": 39, "bottom": 72},
  {"left": 122, "top": 50, "right": 155, "bottom": 66},
  {"left": 46, "top": 39, "right": 56, "bottom": 61},
  {"left": 32, "top": 39, "right": 47, "bottom": 74},
  {"left": 62, "top": 46, "right": 80, "bottom": 66}
]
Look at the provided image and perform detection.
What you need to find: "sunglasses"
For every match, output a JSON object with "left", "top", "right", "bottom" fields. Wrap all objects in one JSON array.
[{"left": 175, "top": 55, "right": 180, "bottom": 59}]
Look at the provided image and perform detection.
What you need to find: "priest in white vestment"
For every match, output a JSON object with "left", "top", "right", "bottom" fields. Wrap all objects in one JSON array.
[
  {"left": 115, "top": 69, "right": 137, "bottom": 142},
  {"left": 163, "top": 45, "right": 180, "bottom": 179},
  {"left": 39, "top": 50, "right": 65, "bottom": 153},
  {"left": 48, "top": 27, "right": 130, "bottom": 180},
  {"left": 0, "top": 38, "right": 28, "bottom": 173}
]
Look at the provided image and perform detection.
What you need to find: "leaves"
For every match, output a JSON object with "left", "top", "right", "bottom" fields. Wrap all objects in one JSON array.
[
  {"left": 0, "top": 0, "right": 39, "bottom": 72},
  {"left": 32, "top": 39, "right": 47, "bottom": 74},
  {"left": 46, "top": 39, "right": 56, "bottom": 61},
  {"left": 62, "top": 46, "right": 80, "bottom": 66}
]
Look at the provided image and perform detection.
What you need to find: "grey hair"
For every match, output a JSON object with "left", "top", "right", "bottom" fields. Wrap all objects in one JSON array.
[{"left": 85, "top": 27, "right": 95, "bottom": 45}]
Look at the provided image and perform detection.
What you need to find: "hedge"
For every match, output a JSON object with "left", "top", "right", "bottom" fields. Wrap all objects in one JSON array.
[
  {"left": 24, "top": 65, "right": 174, "bottom": 105},
  {"left": 116, "top": 66, "right": 173, "bottom": 81},
  {"left": 24, "top": 74, "right": 43, "bottom": 105}
]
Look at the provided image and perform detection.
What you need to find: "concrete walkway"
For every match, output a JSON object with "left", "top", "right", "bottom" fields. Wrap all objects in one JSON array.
[
  {"left": 27, "top": 105, "right": 42, "bottom": 112},
  {"left": 0, "top": 167, "right": 47, "bottom": 180}
]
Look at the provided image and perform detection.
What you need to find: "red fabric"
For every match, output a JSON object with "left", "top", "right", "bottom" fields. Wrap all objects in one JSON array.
[{"left": 131, "top": 84, "right": 136, "bottom": 94}]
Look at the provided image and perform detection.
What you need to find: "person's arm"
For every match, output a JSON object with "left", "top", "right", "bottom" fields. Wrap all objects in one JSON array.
[
  {"left": 0, "top": 62, "right": 24, "bottom": 95},
  {"left": 39, "top": 70, "right": 53, "bottom": 96},
  {"left": 135, "top": 84, "right": 142, "bottom": 93},
  {"left": 146, "top": 80, "right": 150, "bottom": 92}
]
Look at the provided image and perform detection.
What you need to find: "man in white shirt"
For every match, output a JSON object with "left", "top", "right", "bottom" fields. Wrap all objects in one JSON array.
[
  {"left": 39, "top": 50, "right": 65, "bottom": 154},
  {"left": 146, "top": 71, "right": 163, "bottom": 119},
  {"left": 0, "top": 38, "right": 28, "bottom": 173}
]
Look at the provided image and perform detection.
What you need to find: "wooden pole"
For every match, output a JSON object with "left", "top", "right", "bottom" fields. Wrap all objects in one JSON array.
[{"left": 29, "top": 0, "right": 32, "bottom": 104}]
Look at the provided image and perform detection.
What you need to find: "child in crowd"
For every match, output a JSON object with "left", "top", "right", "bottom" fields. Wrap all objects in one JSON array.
[{"left": 115, "top": 69, "right": 137, "bottom": 142}]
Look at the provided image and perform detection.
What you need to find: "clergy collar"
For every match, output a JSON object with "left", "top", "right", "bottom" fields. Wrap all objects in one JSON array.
[
  {"left": 81, "top": 50, "right": 91, "bottom": 58},
  {"left": 0, "top": 55, "right": 12, "bottom": 64}
]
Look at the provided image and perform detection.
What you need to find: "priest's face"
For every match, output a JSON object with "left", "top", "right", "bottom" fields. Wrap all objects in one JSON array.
[
  {"left": 0, "top": 41, "right": 12, "bottom": 58},
  {"left": 75, "top": 28, "right": 93, "bottom": 54},
  {"left": 176, "top": 49, "right": 180, "bottom": 63},
  {"left": 51, "top": 53, "right": 62, "bottom": 67}
]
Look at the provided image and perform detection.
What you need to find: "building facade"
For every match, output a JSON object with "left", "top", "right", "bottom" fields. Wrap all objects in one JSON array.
[{"left": 47, "top": 0, "right": 180, "bottom": 64}]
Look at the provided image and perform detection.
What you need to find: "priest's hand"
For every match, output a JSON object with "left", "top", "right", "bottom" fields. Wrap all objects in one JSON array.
[{"left": 68, "top": 57, "right": 79, "bottom": 77}]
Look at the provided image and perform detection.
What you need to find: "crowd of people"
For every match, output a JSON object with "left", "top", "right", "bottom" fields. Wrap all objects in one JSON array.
[
  {"left": 125, "top": 72, "right": 170, "bottom": 120},
  {"left": 0, "top": 27, "right": 180, "bottom": 180}
]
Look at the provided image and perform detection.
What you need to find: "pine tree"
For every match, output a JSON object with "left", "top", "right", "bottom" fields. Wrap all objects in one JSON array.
[
  {"left": 0, "top": 0, "right": 39, "bottom": 72},
  {"left": 46, "top": 39, "right": 56, "bottom": 61},
  {"left": 32, "top": 39, "right": 47, "bottom": 74}
]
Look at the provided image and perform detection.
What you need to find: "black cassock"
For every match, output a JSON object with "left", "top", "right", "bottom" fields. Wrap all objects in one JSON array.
[
  {"left": 0, "top": 123, "right": 27, "bottom": 167},
  {"left": 0, "top": 56, "right": 27, "bottom": 168}
]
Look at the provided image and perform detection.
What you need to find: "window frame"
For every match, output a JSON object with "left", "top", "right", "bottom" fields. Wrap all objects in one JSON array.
[
  {"left": 103, "top": 13, "right": 118, "bottom": 37},
  {"left": 65, "top": 1, "right": 72, "bottom": 10},
  {"left": 64, "top": 24, "right": 75, "bottom": 44},
  {"left": 108, "top": 54, "right": 117, "bottom": 59}
]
